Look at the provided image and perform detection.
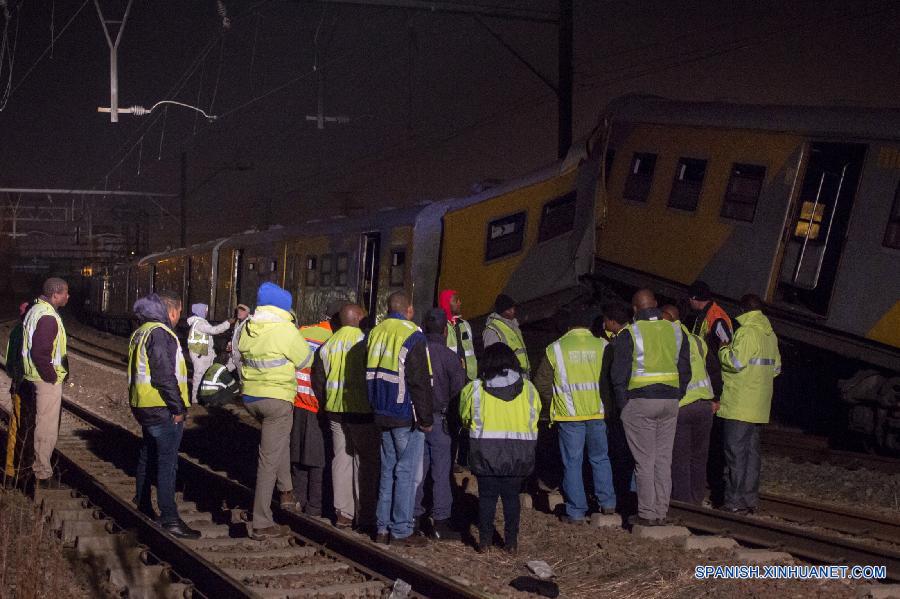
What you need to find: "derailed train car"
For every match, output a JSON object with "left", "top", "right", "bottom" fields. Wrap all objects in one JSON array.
[{"left": 595, "top": 96, "right": 900, "bottom": 449}]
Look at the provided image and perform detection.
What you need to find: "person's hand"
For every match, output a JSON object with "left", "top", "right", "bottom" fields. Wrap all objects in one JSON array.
[
  {"left": 173, "top": 413, "right": 186, "bottom": 423},
  {"left": 420, "top": 425, "right": 433, "bottom": 433},
  {"left": 228, "top": 318, "right": 236, "bottom": 325},
  {"left": 711, "top": 401, "right": 720, "bottom": 414}
]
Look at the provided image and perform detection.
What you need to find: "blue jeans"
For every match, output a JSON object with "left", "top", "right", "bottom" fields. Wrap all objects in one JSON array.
[
  {"left": 135, "top": 419, "right": 184, "bottom": 524},
  {"left": 558, "top": 420, "right": 616, "bottom": 519},
  {"left": 376, "top": 427, "right": 425, "bottom": 539}
]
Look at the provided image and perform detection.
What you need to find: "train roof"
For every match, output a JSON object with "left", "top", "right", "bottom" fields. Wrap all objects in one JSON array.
[{"left": 606, "top": 94, "right": 900, "bottom": 142}]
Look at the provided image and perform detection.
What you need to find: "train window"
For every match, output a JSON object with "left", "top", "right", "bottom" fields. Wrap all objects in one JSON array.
[
  {"left": 305, "top": 255, "right": 317, "bottom": 287},
  {"left": 320, "top": 254, "right": 334, "bottom": 287},
  {"left": 269, "top": 260, "right": 277, "bottom": 273},
  {"left": 485, "top": 212, "right": 527, "bottom": 262},
  {"left": 623, "top": 152, "right": 657, "bottom": 203},
  {"left": 538, "top": 192, "right": 577, "bottom": 242},
  {"left": 721, "top": 163, "right": 766, "bottom": 222},
  {"left": 883, "top": 180, "right": 900, "bottom": 249},
  {"left": 667, "top": 157, "right": 707, "bottom": 212},
  {"left": 389, "top": 249, "right": 406, "bottom": 287},
  {"left": 336, "top": 253, "right": 349, "bottom": 286}
]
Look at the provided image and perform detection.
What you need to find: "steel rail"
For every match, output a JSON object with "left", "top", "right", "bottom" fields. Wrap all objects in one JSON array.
[
  {"left": 669, "top": 501, "right": 900, "bottom": 581},
  {"left": 60, "top": 397, "right": 488, "bottom": 599},
  {"left": 758, "top": 494, "right": 900, "bottom": 545}
]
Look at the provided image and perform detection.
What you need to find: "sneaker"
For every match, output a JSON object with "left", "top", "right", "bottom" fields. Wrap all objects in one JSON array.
[
  {"left": 374, "top": 531, "right": 390, "bottom": 545},
  {"left": 391, "top": 533, "right": 428, "bottom": 548},
  {"left": 432, "top": 519, "right": 462, "bottom": 541},
  {"left": 334, "top": 514, "right": 353, "bottom": 529},
  {"left": 279, "top": 491, "right": 295, "bottom": 509},
  {"left": 160, "top": 519, "right": 201, "bottom": 539},
  {"left": 600, "top": 506, "right": 616, "bottom": 515},
  {"left": 250, "top": 525, "right": 289, "bottom": 541}
]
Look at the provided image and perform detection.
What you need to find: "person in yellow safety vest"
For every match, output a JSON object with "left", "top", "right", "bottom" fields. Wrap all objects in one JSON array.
[
  {"left": 4, "top": 301, "right": 31, "bottom": 487},
  {"left": 533, "top": 308, "right": 616, "bottom": 523},
  {"left": 21, "top": 277, "right": 69, "bottom": 490},
  {"left": 226, "top": 303, "right": 251, "bottom": 376},
  {"left": 660, "top": 305, "right": 715, "bottom": 506},
  {"left": 311, "top": 303, "right": 380, "bottom": 531},
  {"left": 290, "top": 299, "right": 345, "bottom": 517},
  {"left": 439, "top": 289, "right": 477, "bottom": 380},
  {"left": 610, "top": 289, "right": 691, "bottom": 527},
  {"left": 238, "top": 282, "right": 312, "bottom": 540},
  {"left": 483, "top": 294, "right": 530, "bottom": 377},
  {"left": 367, "top": 291, "right": 434, "bottom": 548},
  {"left": 717, "top": 294, "right": 781, "bottom": 515},
  {"left": 187, "top": 303, "right": 233, "bottom": 405},
  {"left": 128, "top": 291, "right": 200, "bottom": 539},
  {"left": 459, "top": 343, "right": 538, "bottom": 554}
]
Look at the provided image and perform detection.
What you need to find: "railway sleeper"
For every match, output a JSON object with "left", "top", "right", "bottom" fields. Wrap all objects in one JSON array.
[
  {"left": 202, "top": 546, "right": 319, "bottom": 562},
  {"left": 226, "top": 561, "right": 352, "bottom": 579},
  {"left": 248, "top": 580, "right": 386, "bottom": 598}
]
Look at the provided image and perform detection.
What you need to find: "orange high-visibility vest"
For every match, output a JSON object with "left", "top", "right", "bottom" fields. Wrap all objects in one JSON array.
[{"left": 294, "top": 321, "right": 333, "bottom": 413}]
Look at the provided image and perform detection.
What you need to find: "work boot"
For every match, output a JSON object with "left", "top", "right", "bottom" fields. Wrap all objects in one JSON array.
[
  {"left": 560, "top": 515, "right": 585, "bottom": 525},
  {"left": 250, "top": 525, "right": 289, "bottom": 541},
  {"left": 334, "top": 513, "right": 353, "bottom": 529},
  {"left": 432, "top": 519, "right": 461, "bottom": 541},
  {"left": 160, "top": 519, "right": 201, "bottom": 539},
  {"left": 374, "top": 531, "right": 390, "bottom": 545},
  {"left": 600, "top": 506, "right": 616, "bottom": 515},
  {"left": 35, "top": 477, "right": 63, "bottom": 490},
  {"left": 475, "top": 540, "right": 491, "bottom": 554},
  {"left": 391, "top": 533, "right": 428, "bottom": 548},
  {"left": 628, "top": 515, "right": 658, "bottom": 527},
  {"left": 504, "top": 541, "right": 518, "bottom": 555}
]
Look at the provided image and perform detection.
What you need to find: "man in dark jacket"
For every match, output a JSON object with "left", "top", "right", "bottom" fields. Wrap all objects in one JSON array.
[
  {"left": 367, "top": 291, "right": 434, "bottom": 547},
  {"left": 128, "top": 292, "right": 200, "bottom": 539},
  {"left": 4, "top": 301, "right": 31, "bottom": 486},
  {"left": 611, "top": 289, "right": 691, "bottom": 526},
  {"left": 414, "top": 308, "right": 466, "bottom": 539}
]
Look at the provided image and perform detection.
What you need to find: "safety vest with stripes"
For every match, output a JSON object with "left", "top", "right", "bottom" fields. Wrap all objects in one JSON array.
[
  {"left": 484, "top": 315, "right": 530, "bottom": 374},
  {"left": 693, "top": 301, "right": 733, "bottom": 342},
  {"left": 366, "top": 316, "right": 428, "bottom": 421},
  {"left": 128, "top": 322, "right": 189, "bottom": 409},
  {"left": 22, "top": 299, "right": 68, "bottom": 384},
  {"left": 463, "top": 379, "right": 538, "bottom": 441},
  {"left": 295, "top": 321, "right": 333, "bottom": 413},
  {"left": 187, "top": 320, "right": 211, "bottom": 355},
  {"left": 625, "top": 318, "right": 682, "bottom": 391},
  {"left": 680, "top": 325, "right": 714, "bottom": 407},
  {"left": 545, "top": 328, "right": 607, "bottom": 422},
  {"left": 321, "top": 325, "right": 370, "bottom": 414},
  {"left": 238, "top": 305, "right": 312, "bottom": 402},
  {"left": 199, "top": 362, "right": 238, "bottom": 400},
  {"left": 718, "top": 310, "right": 781, "bottom": 424},
  {"left": 447, "top": 318, "right": 477, "bottom": 380}
]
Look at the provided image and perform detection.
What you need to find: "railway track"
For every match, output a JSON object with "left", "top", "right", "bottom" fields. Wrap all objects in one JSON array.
[
  {"left": 762, "top": 429, "right": 900, "bottom": 475},
  {"left": 0, "top": 395, "right": 484, "bottom": 598}
]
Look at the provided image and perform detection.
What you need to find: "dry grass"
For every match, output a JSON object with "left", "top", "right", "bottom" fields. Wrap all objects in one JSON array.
[{"left": 0, "top": 489, "right": 91, "bottom": 599}]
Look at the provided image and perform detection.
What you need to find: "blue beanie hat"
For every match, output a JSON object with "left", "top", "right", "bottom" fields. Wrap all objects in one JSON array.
[{"left": 257, "top": 282, "right": 292, "bottom": 312}]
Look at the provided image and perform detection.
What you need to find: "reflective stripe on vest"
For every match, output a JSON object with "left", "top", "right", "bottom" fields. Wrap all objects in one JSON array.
[
  {"left": 485, "top": 317, "right": 530, "bottom": 373},
  {"left": 128, "top": 322, "right": 189, "bottom": 408},
  {"left": 627, "top": 319, "right": 682, "bottom": 390},
  {"left": 245, "top": 357, "right": 289, "bottom": 369},
  {"left": 546, "top": 329, "right": 607, "bottom": 421},
  {"left": 366, "top": 319, "right": 419, "bottom": 406},
  {"left": 187, "top": 322, "right": 211, "bottom": 355},
  {"left": 470, "top": 380, "right": 538, "bottom": 440},
  {"left": 22, "top": 299, "right": 68, "bottom": 383}
]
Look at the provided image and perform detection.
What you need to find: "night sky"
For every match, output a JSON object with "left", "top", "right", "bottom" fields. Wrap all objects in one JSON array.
[{"left": 1, "top": 0, "right": 898, "bottom": 251}]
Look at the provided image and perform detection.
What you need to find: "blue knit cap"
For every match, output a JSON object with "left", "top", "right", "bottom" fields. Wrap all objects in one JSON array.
[{"left": 256, "top": 282, "right": 292, "bottom": 312}]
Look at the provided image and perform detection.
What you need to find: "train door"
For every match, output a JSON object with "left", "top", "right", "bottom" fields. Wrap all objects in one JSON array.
[
  {"left": 360, "top": 232, "right": 381, "bottom": 317},
  {"left": 775, "top": 142, "right": 867, "bottom": 316}
]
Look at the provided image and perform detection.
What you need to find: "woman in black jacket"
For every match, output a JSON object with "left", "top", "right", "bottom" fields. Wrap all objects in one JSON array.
[{"left": 459, "top": 344, "right": 539, "bottom": 554}]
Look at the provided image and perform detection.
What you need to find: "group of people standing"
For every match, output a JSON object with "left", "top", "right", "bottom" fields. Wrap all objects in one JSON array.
[{"left": 4, "top": 275, "right": 781, "bottom": 555}]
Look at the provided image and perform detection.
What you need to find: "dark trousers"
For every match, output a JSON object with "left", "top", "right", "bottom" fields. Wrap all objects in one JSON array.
[
  {"left": 722, "top": 418, "right": 761, "bottom": 510},
  {"left": 476, "top": 475, "right": 523, "bottom": 547},
  {"left": 671, "top": 400, "right": 713, "bottom": 505},
  {"left": 291, "top": 464, "right": 323, "bottom": 516},
  {"left": 415, "top": 414, "right": 453, "bottom": 521},
  {"left": 135, "top": 419, "right": 184, "bottom": 524}
]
